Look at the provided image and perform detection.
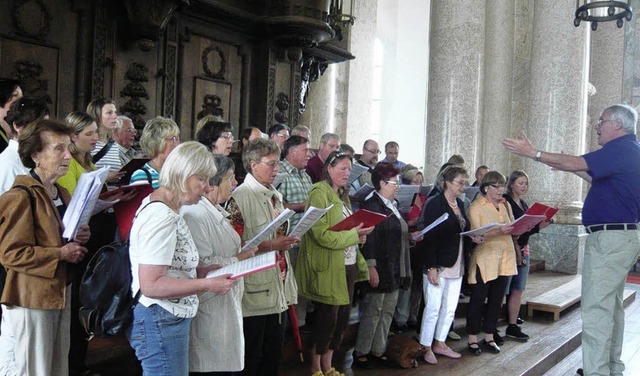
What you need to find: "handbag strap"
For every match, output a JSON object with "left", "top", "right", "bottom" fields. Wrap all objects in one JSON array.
[{"left": 92, "top": 140, "right": 114, "bottom": 163}]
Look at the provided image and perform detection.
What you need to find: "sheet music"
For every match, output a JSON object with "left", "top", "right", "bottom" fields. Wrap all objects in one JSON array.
[
  {"left": 412, "top": 212, "right": 449, "bottom": 240},
  {"left": 397, "top": 185, "right": 420, "bottom": 213},
  {"left": 350, "top": 183, "right": 375, "bottom": 201},
  {"left": 206, "top": 251, "right": 277, "bottom": 280},
  {"left": 288, "top": 205, "right": 333, "bottom": 238},
  {"left": 347, "top": 163, "right": 369, "bottom": 187},
  {"left": 62, "top": 167, "right": 110, "bottom": 240},
  {"left": 460, "top": 222, "right": 504, "bottom": 237},
  {"left": 241, "top": 209, "right": 295, "bottom": 251},
  {"left": 463, "top": 187, "right": 480, "bottom": 202},
  {"left": 91, "top": 199, "right": 118, "bottom": 215}
]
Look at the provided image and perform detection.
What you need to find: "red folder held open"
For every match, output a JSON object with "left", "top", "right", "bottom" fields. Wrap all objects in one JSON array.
[
  {"left": 329, "top": 209, "right": 390, "bottom": 231},
  {"left": 525, "top": 202, "right": 559, "bottom": 221}
]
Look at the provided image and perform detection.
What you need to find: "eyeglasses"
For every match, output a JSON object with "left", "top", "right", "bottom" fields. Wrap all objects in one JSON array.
[
  {"left": 452, "top": 179, "right": 468, "bottom": 186},
  {"left": 122, "top": 128, "right": 137, "bottom": 134},
  {"left": 165, "top": 136, "right": 180, "bottom": 143},
  {"left": 219, "top": 132, "right": 234, "bottom": 140},
  {"left": 276, "top": 133, "right": 290, "bottom": 139},
  {"left": 385, "top": 180, "right": 400, "bottom": 186},
  {"left": 364, "top": 147, "right": 381, "bottom": 155},
  {"left": 489, "top": 184, "right": 505, "bottom": 189}
]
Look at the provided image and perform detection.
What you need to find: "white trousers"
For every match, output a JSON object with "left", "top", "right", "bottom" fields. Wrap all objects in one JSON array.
[
  {"left": 0, "top": 286, "right": 71, "bottom": 376},
  {"left": 419, "top": 274, "right": 462, "bottom": 346}
]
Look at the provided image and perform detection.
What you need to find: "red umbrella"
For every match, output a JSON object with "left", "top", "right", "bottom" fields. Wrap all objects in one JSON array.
[{"left": 287, "top": 305, "right": 304, "bottom": 363}]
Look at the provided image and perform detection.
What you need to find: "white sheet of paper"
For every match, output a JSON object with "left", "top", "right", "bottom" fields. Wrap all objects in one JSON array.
[
  {"left": 288, "top": 205, "right": 333, "bottom": 238},
  {"left": 206, "top": 251, "right": 277, "bottom": 279},
  {"left": 241, "top": 209, "right": 295, "bottom": 251},
  {"left": 397, "top": 185, "right": 420, "bottom": 213},
  {"left": 460, "top": 222, "right": 504, "bottom": 237},
  {"left": 412, "top": 212, "right": 449, "bottom": 240},
  {"left": 62, "top": 167, "right": 110, "bottom": 240},
  {"left": 347, "top": 163, "right": 369, "bottom": 187},
  {"left": 91, "top": 199, "right": 119, "bottom": 215},
  {"left": 350, "top": 183, "right": 375, "bottom": 201}
]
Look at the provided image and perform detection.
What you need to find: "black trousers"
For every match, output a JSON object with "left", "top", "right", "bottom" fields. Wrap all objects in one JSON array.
[
  {"left": 465, "top": 269, "right": 508, "bottom": 335},
  {"left": 241, "top": 311, "right": 286, "bottom": 376}
]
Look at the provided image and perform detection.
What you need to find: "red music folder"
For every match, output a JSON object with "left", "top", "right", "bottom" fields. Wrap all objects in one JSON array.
[
  {"left": 329, "top": 209, "right": 390, "bottom": 231},
  {"left": 105, "top": 183, "right": 154, "bottom": 240},
  {"left": 525, "top": 202, "right": 559, "bottom": 221},
  {"left": 509, "top": 214, "right": 547, "bottom": 236}
]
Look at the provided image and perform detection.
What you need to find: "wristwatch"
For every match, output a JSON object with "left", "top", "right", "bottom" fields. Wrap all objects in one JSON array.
[{"left": 534, "top": 150, "right": 542, "bottom": 162}]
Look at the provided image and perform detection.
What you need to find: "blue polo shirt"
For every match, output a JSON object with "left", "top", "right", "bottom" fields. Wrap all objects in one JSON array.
[{"left": 582, "top": 134, "right": 640, "bottom": 226}]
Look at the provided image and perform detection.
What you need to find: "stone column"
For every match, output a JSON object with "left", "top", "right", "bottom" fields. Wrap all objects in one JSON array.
[
  {"left": 524, "top": 0, "right": 590, "bottom": 273},
  {"left": 481, "top": 0, "right": 515, "bottom": 174},
  {"left": 423, "top": 0, "right": 485, "bottom": 181}
]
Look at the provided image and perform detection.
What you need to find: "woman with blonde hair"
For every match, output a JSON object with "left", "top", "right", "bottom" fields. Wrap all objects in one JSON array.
[
  {"left": 130, "top": 116, "right": 181, "bottom": 189},
  {"left": 128, "top": 141, "right": 235, "bottom": 375}
]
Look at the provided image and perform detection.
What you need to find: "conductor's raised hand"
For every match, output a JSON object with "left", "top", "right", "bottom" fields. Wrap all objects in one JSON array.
[{"left": 502, "top": 131, "right": 536, "bottom": 158}]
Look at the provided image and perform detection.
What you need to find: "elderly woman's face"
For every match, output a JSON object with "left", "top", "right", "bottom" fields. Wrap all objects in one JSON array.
[
  {"left": 208, "top": 168, "right": 236, "bottom": 204},
  {"left": 327, "top": 157, "right": 352, "bottom": 189},
  {"left": 100, "top": 104, "right": 118, "bottom": 129},
  {"left": 212, "top": 131, "right": 234, "bottom": 156},
  {"left": 250, "top": 152, "right": 279, "bottom": 186},
  {"left": 445, "top": 174, "right": 467, "bottom": 198},
  {"left": 33, "top": 131, "right": 72, "bottom": 180},
  {"left": 183, "top": 174, "right": 209, "bottom": 205},
  {"left": 379, "top": 174, "right": 400, "bottom": 200},
  {"left": 484, "top": 180, "right": 505, "bottom": 203}
]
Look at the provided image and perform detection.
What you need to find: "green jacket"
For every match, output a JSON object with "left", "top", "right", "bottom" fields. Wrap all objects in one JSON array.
[{"left": 295, "top": 181, "right": 369, "bottom": 305}]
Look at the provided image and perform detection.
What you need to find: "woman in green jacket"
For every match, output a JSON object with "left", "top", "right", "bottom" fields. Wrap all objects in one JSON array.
[{"left": 295, "top": 151, "right": 374, "bottom": 376}]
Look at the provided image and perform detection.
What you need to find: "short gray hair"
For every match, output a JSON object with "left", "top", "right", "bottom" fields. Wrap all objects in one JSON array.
[
  {"left": 292, "top": 125, "right": 311, "bottom": 136},
  {"left": 605, "top": 104, "right": 638, "bottom": 135},
  {"left": 140, "top": 116, "right": 180, "bottom": 158},
  {"left": 242, "top": 138, "right": 280, "bottom": 172},
  {"left": 209, "top": 155, "right": 235, "bottom": 186},
  {"left": 320, "top": 132, "right": 339, "bottom": 145},
  {"left": 160, "top": 141, "right": 216, "bottom": 193},
  {"left": 115, "top": 115, "right": 133, "bottom": 129}
]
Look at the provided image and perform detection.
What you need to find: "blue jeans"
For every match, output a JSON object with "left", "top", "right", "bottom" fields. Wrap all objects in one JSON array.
[{"left": 127, "top": 304, "right": 193, "bottom": 376}]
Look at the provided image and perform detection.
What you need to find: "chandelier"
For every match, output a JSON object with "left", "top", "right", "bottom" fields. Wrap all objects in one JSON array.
[
  {"left": 328, "top": 0, "right": 355, "bottom": 40},
  {"left": 574, "top": 0, "right": 633, "bottom": 30}
]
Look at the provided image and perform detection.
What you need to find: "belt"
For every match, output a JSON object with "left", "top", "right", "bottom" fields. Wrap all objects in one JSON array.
[{"left": 585, "top": 223, "right": 639, "bottom": 234}]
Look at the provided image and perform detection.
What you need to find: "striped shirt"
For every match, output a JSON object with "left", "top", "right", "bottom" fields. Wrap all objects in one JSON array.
[
  {"left": 130, "top": 162, "right": 159, "bottom": 190},
  {"left": 91, "top": 140, "right": 122, "bottom": 171}
]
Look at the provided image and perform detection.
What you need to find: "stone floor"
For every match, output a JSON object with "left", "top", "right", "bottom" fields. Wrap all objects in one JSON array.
[{"left": 86, "top": 270, "right": 640, "bottom": 376}]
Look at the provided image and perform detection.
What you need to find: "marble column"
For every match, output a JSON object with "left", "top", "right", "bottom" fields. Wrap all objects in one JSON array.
[
  {"left": 423, "top": 0, "right": 485, "bottom": 181},
  {"left": 524, "top": 0, "right": 590, "bottom": 273},
  {"left": 481, "top": 0, "right": 515, "bottom": 174}
]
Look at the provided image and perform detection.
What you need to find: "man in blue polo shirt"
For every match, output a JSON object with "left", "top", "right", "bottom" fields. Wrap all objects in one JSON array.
[{"left": 502, "top": 104, "right": 640, "bottom": 376}]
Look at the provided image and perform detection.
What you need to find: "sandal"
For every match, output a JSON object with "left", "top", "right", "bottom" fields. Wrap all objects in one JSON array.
[
  {"left": 482, "top": 339, "right": 501, "bottom": 354},
  {"left": 467, "top": 342, "right": 482, "bottom": 356}
]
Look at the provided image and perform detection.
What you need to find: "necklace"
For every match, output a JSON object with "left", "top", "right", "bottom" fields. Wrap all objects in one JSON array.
[{"left": 445, "top": 196, "right": 458, "bottom": 208}]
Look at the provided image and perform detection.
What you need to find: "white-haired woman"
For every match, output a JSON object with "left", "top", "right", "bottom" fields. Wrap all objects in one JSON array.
[
  {"left": 127, "top": 141, "right": 235, "bottom": 375},
  {"left": 181, "top": 155, "right": 256, "bottom": 374}
]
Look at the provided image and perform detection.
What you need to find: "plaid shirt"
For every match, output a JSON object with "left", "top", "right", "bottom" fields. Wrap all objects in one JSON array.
[{"left": 275, "top": 158, "right": 313, "bottom": 229}]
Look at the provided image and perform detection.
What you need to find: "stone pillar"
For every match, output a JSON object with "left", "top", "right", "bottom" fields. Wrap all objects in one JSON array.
[
  {"left": 424, "top": 0, "right": 485, "bottom": 181},
  {"left": 480, "top": 0, "right": 515, "bottom": 174},
  {"left": 523, "top": 0, "right": 590, "bottom": 273}
]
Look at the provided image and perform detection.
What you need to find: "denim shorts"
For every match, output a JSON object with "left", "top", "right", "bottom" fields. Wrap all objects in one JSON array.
[
  {"left": 506, "top": 254, "right": 530, "bottom": 293},
  {"left": 127, "top": 304, "right": 193, "bottom": 376}
]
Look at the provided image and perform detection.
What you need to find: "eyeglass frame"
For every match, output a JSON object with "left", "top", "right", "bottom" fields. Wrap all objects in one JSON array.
[
  {"left": 219, "top": 132, "right": 234, "bottom": 140},
  {"left": 364, "top": 147, "right": 381, "bottom": 155}
]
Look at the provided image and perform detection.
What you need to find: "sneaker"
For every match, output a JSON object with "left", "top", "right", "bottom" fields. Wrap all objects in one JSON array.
[
  {"left": 492, "top": 330, "right": 505, "bottom": 346},
  {"left": 506, "top": 324, "right": 530, "bottom": 341}
]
